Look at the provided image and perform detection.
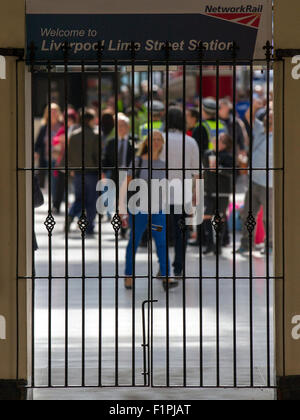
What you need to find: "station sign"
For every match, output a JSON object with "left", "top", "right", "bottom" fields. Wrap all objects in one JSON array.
[{"left": 26, "top": 0, "right": 272, "bottom": 62}]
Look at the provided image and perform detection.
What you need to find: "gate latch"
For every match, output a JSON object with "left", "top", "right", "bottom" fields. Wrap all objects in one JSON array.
[{"left": 141, "top": 299, "right": 158, "bottom": 384}]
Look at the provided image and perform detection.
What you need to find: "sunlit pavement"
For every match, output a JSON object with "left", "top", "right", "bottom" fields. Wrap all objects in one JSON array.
[{"left": 32, "top": 188, "right": 275, "bottom": 399}]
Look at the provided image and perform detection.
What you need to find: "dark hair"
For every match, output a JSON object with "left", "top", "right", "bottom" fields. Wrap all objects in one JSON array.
[
  {"left": 220, "top": 133, "right": 233, "bottom": 152},
  {"left": 187, "top": 108, "right": 199, "bottom": 121},
  {"left": 101, "top": 111, "right": 115, "bottom": 136},
  {"left": 68, "top": 114, "right": 78, "bottom": 124},
  {"left": 168, "top": 106, "right": 183, "bottom": 131},
  {"left": 80, "top": 108, "right": 96, "bottom": 125}
]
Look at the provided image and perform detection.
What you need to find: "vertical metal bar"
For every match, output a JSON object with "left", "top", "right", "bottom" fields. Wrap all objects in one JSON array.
[
  {"left": 63, "top": 43, "right": 69, "bottom": 388},
  {"left": 47, "top": 61, "right": 53, "bottom": 388},
  {"left": 30, "top": 43, "right": 36, "bottom": 388},
  {"left": 165, "top": 43, "right": 170, "bottom": 387},
  {"left": 81, "top": 61, "right": 86, "bottom": 387},
  {"left": 265, "top": 41, "right": 272, "bottom": 387},
  {"left": 282, "top": 58, "right": 286, "bottom": 378},
  {"left": 147, "top": 64, "right": 151, "bottom": 386},
  {"left": 143, "top": 300, "right": 157, "bottom": 387},
  {"left": 114, "top": 60, "right": 119, "bottom": 387},
  {"left": 149, "top": 62, "right": 154, "bottom": 387},
  {"left": 198, "top": 44, "right": 204, "bottom": 388},
  {"left": 142, "top": 301, "right": 148, "bottom": 386},
  {"left": 248, "top": 61, "right": 254, "bottom": 387},
  {"left": 231, "top": 43, "right": 238, "bottom": 387},
  {"left": 145, "top": 65, "right": 151, "bottom": 388},
  {"left": 182, "top": 62, "right": 187, "bottom": 387},
  {"left": 131, "top": 42, "right": 136, "bottom": 387},
  {"left": 16, "top": 58, "right": 20, "bottom": 381},
  {"left": 215, "top": 61, "right": 220, "bottom": 387},
  {"left": 97, "top": 42, "right": 103, "bottom": 387}
]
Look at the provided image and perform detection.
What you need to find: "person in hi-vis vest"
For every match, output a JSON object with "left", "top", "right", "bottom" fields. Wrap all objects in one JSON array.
[
  {"left": 139, "top": 100, "right": 165, "bottom": 140},
  {"left": 191, "top": 97, "right": 227, "bottom": 157}
]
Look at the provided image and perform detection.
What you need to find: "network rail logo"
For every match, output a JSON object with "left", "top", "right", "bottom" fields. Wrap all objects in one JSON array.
[{"left": 205, "top": 4, "right": 263, "bottom": 28}]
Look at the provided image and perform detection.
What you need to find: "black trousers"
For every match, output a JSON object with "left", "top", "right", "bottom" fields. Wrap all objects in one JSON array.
[
  {"left": 53, "top": 171, "right": 65, "bottom": 212},
  {"left": 169, "top": 206, "right": 187, "bottom": 276},
  {"left": 204, "top": 195, "right": 229, "bottom": 249}
]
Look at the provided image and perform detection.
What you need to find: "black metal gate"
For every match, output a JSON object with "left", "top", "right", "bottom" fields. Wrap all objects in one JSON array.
[{"left": 15, "top": 41, "right": 285, "bottom": 389}]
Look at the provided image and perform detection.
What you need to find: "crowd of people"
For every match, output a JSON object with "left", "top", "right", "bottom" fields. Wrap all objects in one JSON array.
[{"left": 34, "top": 81, "right": 273, "bottom": 290}]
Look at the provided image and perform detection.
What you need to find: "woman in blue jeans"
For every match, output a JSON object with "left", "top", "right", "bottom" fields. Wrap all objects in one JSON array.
[{"left": 120, "top": 131, "right": 178, "bottom": 291}]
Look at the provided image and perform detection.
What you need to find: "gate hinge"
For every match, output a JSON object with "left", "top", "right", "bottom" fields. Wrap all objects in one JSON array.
[{"left": 0, "top": 48, "right": 24, "bottom": 58}]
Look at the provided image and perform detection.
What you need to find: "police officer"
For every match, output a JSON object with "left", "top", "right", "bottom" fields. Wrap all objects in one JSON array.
[
  {"left": 139, "top": 100, "right": 165, "bottom": 139},
  {"left": 192, "top": 97, "right": 227, "bottom": 156},
  {"left": 127, "top": 96, "right": 148, "bottom": 138}
]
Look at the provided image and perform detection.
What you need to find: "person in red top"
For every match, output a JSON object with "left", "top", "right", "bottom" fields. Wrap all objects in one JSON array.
[
  {"left": 52, "top": 108, "right": 79, "bottom": 214},
  {"left": 186, "top": 108, "right": 199, "bottom": 137}
]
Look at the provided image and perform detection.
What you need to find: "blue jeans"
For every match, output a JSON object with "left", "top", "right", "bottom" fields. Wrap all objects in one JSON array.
[
  {"left": 69, "top": 172, "right": 98, "bottom": 234},
  {"left": 125, "top": 213, "right": 170, "bottom": 277}
]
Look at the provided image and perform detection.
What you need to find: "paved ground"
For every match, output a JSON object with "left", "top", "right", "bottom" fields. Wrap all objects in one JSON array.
[
  {"left": 32, "top": 387, "right": 275, "bottom": 400},
  {"left": 32, "top": 181, "right": 275, "bottom": 400}
]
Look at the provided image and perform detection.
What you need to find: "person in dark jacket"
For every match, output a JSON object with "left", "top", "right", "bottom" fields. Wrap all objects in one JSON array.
[
  {"left": 188, "top": 98, "right": 227, "bottom": 248},
  {"left": 218, "top": 98, "right": 248, "bottom": 246},
  {"left": 219, "top": 98, "right": 247, "bottom": 152},
  {"left": 65, "top": 108, "right": 99, "bottom": 236},
  {"left": 202, "top": 133, "right": 233, "bottom": 255},
  {"left": 101, "top": 110, "right": 115, "bottom": 149},
  {"left": 34, "top": 103, "right": 63, "bottom": 188},
  {"left": 186, "top": 108, "right": 199, "bottom": 137},
  {"left": 52, "top": 108, "right": 79, "bottom": 214},
  {"left": 102, "top": 113, "right": 136, "bottom": 238},
  {"left": 102, "top": 113, "right": 135, "bottom": 183}
]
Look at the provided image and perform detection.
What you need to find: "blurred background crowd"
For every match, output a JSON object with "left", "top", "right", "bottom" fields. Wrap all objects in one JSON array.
[{"left": 33, "top": 64, "right": 273, "bottom": 288}]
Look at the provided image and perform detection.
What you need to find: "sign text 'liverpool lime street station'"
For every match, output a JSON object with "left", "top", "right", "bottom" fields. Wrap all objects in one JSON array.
[{"left": 26, "top": 1, "right": 272, "bottom": 62}]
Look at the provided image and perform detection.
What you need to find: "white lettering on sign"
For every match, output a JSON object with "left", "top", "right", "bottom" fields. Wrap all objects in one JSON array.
[
  {"left": 291, "top": 56, "right": 300, "bottom": 80},
  {"left": 0, "top": 315, "right": 6, "bottom": 340},
  {"left": 0, "top": 56, "right": 6, "bottom": 80},
  {"left": 291, "top": 315, "right": 300, "bottom": 340}
]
